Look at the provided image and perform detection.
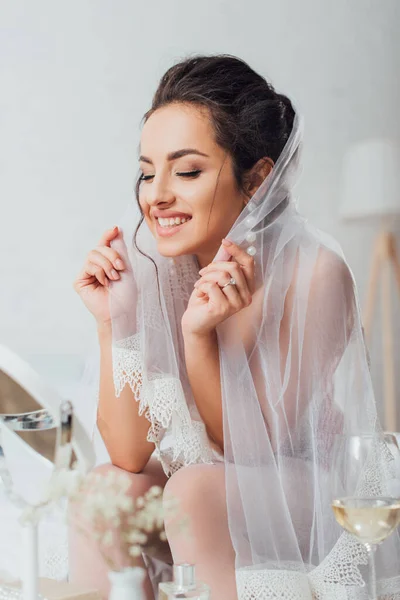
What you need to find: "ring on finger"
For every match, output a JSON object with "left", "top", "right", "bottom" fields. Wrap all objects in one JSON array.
[{"left": 220, "top": 277, "right": 237, "bottom": 289}]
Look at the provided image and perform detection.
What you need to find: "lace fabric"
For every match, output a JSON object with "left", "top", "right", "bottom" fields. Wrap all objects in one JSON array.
[
  {"left": 308, "top": 533, "right": 368, "bottom": 599},
  {"left": 236, "top": 533, "right": 400, "bottom": 600},
  {"left": 112, "top": 334, "right": 214, "bottom": 476},
  {"left": 236, "top": 569, "right": 313, "bottom": 600},
  {"left": 111, "top": 334, "right": 400, "bottom": 600},
  {"left": 84, "top": 108, "right": 400, "bottom": 598}
]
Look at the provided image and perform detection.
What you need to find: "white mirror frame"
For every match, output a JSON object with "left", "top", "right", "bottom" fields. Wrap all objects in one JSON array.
[{"left": 0, "top": 344, "right": 95, "bottom": 600}]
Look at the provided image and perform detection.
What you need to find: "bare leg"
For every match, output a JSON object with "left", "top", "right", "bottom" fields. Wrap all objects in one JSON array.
[
  {"left": 68, "top": 458, "right": 169, "bottom": 600},
  {"left": 164, "top": 463, "right": 238, "bottom": 600}
]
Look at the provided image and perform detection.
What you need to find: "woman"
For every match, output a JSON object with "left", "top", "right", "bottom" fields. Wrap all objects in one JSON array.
[{"left": 71, "top": 55, "right": 400, "bottom": 599}]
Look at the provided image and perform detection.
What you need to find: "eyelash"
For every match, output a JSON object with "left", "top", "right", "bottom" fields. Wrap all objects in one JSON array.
[{"left": 139, "top": 170, "right": 202, "bottom": 182}]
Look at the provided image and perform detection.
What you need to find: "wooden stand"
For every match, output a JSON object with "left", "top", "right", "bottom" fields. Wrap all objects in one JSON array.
[{"left": 363, "top": 230, "right": 400, "bottom": 431}]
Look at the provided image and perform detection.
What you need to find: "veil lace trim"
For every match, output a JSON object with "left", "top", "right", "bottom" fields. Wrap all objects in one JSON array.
[
  {"left": 235, "top": 441, "right": 399, "bottom": 600},
  {"left": 104, "top": 110, "right": 400, "bottom": 597},
  {"left": 236, "top": 568, "right": 313, "bottom": 600},
  {"left": 236, "top": 533, "right": 400, "bottom": 599},
  {"left": 112, "top": 334, "right": 214, "bottom": 476}
]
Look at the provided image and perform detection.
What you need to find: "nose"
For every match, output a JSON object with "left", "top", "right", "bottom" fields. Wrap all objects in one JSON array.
[{"left": 143, "top": 174, "right": 175, "bottom": 209}]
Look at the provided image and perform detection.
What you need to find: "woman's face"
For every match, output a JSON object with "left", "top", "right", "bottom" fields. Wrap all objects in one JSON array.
[{"left": 138, "top": 103, "right": 247, "bottom": 268}]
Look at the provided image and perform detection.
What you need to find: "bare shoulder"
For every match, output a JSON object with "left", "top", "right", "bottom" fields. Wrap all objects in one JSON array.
[
  {"left": 314, "top": 246, "right": 352, "bottom": 279},
  {"left": 282, "top": 244, "right": 355, "bottom": 333},
  {"left": 311, "top": 246, "right": 354, "bottom": 301}
]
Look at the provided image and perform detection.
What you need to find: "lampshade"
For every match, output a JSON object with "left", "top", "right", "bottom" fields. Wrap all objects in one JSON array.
[{"left": 340, "top": 138, "right": 400, "bottom": 221}]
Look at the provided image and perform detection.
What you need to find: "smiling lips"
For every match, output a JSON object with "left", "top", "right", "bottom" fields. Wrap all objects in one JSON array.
[
  {"left": 157, "top": 215, "right": 191, "bottom": 228},
  {"left": 155, "top": 215, "right": 192, "bottom": 237}
]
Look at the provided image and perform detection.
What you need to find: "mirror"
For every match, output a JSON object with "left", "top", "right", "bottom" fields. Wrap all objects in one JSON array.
[
  {"left": 0, "top": 367, "right": 58, "bottom": 462},
  {"left": 0, "top": 344, "right": 95, "bottom": 600}
]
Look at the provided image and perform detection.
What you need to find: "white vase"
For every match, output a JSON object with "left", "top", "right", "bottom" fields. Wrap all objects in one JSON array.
[{"left": 108, "top": 567, "right": 146, "bottom": 600}]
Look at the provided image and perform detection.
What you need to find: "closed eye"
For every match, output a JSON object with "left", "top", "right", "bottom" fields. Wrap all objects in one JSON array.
[
  {"left": 176, "top": 170, "right": 202, "bottom": 178},
  {"left": 139, "top": 170, "right": 202, "bottom": 182}
]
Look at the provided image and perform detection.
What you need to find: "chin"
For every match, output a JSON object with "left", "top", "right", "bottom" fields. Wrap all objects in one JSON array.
[{"left": 156, "top": 238, "right": 200, "bottom": 258}]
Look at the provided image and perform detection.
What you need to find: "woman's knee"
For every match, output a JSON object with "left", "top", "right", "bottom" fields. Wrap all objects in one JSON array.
[
  {"left": 164, "top": 464, "right": 223, "bottom": 506},
  {"left": 69, "top": 459, "right": 167, "bottom": 530},
  {"left": 163, "top": 464, "right": 232, "bottom": 562},
  {"left": 90, "top": 461, "right": 166, "bottom": 498},
  {"left": 163, "top": 464, "right": 225, "bottom": 532},
  {"left": 164, "top": 465, "right": 202, "bottom": 508}
]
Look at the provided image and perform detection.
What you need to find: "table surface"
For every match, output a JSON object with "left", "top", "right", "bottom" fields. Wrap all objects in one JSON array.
[{"left": 0, "top": 578, "right": 101, "bottom": 600}]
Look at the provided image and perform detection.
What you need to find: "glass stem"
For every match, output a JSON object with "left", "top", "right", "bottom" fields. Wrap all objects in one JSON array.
[{"left": 365, "top": 543, "right": 377, "bottom": 600}]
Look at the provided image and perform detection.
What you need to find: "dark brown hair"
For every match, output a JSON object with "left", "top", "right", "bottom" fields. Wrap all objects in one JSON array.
[{"left": 133, "top": 54, "right": 295, "bottom": 262}]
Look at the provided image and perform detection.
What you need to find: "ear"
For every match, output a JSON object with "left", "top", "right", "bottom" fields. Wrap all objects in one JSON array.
[{"left": 243, "top": 157, "right": 274, "bottom": 201}]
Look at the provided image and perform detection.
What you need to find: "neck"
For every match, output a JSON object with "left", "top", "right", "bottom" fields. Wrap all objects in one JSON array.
[{"left": 195, "top": 248, "right": 218, "bottom": 270}]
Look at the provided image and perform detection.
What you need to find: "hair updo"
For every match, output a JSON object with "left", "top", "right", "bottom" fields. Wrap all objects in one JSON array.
[
  {"left": 139, "top": 54, "right": 295, "bottom": 193},
  {"left": 133, "top": 54, "right": 296, "bottom": 277}
]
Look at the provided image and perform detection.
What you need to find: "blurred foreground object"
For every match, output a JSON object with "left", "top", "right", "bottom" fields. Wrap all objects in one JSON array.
[
  {"left": 341, "top": 139, "right": 400, "bottom": 431},
  {"left": 0, "top": 345, "right": 95, "bottom": 600},
  {"left": 0, "top": 578, "right": 100, "bottom": 600}
]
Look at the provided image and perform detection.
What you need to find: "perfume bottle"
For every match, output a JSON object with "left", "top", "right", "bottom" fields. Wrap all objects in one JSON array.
[{"left": 159, "top": 563, "right": 210, "bottom": 599}]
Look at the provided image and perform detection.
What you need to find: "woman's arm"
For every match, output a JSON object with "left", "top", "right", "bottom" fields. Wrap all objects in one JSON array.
[
  {"left": 181, "top": 240, "right": 256, "bottom": 452},
  {"left": 183, "top": 330, "right": 223, "bottom": 450},
  {"left": 261, "top": 248, "right": 355, "bottom": 449},
  {"left": 96, "top": 323, "right": 155, "bottom": 473}
]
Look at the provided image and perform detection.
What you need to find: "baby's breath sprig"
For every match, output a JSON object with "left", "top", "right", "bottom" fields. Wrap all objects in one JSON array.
[{"left": 68, "top": 471, "right": 187, "bottom": 571}]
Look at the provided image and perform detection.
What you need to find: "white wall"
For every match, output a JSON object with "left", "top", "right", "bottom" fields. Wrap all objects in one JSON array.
[{"left": 1, "top": 1, "right": 400, "bottom": 417}]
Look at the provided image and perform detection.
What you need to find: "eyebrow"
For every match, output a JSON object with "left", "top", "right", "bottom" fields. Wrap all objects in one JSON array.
[{"left": 139, "top": 148, "right": 209, "bottom": 164}]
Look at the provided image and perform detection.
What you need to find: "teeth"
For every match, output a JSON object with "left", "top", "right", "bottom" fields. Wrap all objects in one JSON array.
[{"left": 158, "top": 216, "right": 191, "bottom": 228}]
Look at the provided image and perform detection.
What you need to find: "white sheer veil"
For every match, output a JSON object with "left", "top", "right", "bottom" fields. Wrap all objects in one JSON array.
[{"left": 80, "top": 110, "right": 400, "bottom": 599}]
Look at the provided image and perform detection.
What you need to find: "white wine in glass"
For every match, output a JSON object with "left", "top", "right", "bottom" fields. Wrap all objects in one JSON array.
[
  {"left": 332, "top": 497, "right": 400, "bottom": 545},
  {"left": 331, "top": 433, "right": 400, "bottom": 600}
]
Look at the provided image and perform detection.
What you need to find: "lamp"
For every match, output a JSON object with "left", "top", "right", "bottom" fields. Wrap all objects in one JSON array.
[{"left": 341, "top": 138, "right": 400, "bottom": 431}]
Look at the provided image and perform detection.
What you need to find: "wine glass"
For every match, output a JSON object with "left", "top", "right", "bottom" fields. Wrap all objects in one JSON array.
[{"left": 331, "top": 433, "right": 400, "bottom": 600}]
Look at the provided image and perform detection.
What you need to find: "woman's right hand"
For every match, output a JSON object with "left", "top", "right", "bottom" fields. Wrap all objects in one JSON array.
[{"left": 73, "top": 226, "right": 126, "bottom": 327}]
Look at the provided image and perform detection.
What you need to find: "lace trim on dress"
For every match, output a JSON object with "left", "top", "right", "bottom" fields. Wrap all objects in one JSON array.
[
  {"left": 113, "top": 336, "right": 400, "bottom": 598},
  {"left": 112, "top": 334, "right": 214, "bottom": 476},
  {"left": 236, "top": 534, "right": 400, "bottom": 599},
  {"left": 308, "top": 532, "right": 368, "bottom": 599},
  {"left": 236, "top": 568, "right": 313, "bottom": 600}
]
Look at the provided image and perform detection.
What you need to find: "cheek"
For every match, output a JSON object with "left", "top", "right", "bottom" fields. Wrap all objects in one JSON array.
[
  {"left": 138, "top": 192, "right": 148, "bottom": 215},
  {"left": 200, "top": 180, "right": 242, "bottom": 227},
  {"left": 189, "top": 174, "right": 232, "bottom": 212}
]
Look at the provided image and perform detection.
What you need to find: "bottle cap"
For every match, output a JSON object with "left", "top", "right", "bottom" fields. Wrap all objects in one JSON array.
[{"left": 173, "top": 563, "right": 196, "bottom": 590}]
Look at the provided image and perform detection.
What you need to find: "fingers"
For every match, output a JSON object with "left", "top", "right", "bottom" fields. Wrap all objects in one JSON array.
[
  {"left": 75, "top": 227, "right": 126, "bottom": 290},
  {"left": 196, "top": 280, "right": 245, "bottom": 313},
  {"left": 95, "top": 246, "right": 125, "bottom": 272},
  {"left": 85, "top": 249, "right": 121, "bottom": 283},
  {"left": 196, "top": 282, "right": 230, "bottom": 312},
  {"left": 216, "top": 239, "right": 256, "bottom": 293},
  {"left": 198, "top": 242, "right": 254, "bottom": 297},
  {"left": 194, "top": 267, "right": 251, "bottom": 306},
  {"left": 84, "top": 261, "right": 109, "bottom": 287},
  {"left": 98, "top": 226, "right": 120, "bottom": 247}
]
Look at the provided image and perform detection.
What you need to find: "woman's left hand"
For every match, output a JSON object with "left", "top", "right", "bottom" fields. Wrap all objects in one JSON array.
[{"left": 181, "top": 239, "right": 256, "bottom": 337}]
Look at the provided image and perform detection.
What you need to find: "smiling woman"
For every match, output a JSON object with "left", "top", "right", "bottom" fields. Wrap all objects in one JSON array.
[
  {"left": 136, "top": 102, "right": 269, "bottom": 268},
  {"left": 71, "top": 54, "right": 400, "bottom": 600}
]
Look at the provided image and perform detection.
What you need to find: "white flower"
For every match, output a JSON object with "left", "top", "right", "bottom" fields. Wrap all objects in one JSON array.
[
  {"left": 68, "top": 478, "right": 187, "bottom": 571},
  {"left": 129, "top": 545, "right": 142, "bottom": 557},
  {"left": 126, "top": 531, "right": 148, "bottom": 545},
  {"left": 119, "top": 496, "right": 135, "bottom": 512},
  {"left": 102, "top": 531, "right": 114, "bottom": 547}
]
